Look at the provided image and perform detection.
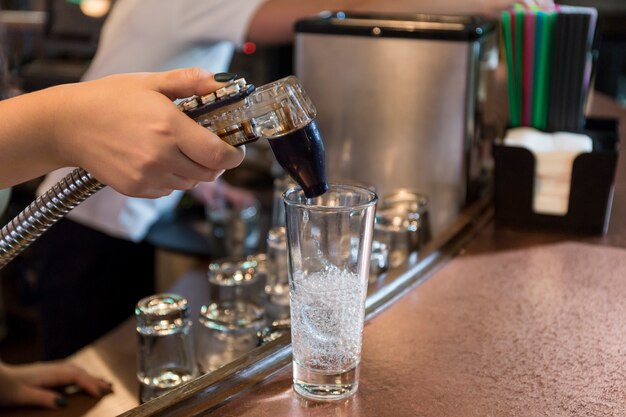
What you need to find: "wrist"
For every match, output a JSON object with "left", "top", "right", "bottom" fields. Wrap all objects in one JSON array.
[
  {"left": 44, "top": 85, "right": 79, "bottom": 168},
  {"left": 39, "top": 85, "right": 78, "bottom": 169}
]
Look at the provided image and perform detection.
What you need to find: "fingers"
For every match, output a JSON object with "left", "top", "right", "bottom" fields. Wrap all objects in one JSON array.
[
  {"left": 11, "top": 384, "right": 66, "bottom": 410},
  {"left": 170, "top": 149, "right": 227, "bottom": 183},
  {"left": 165, "top": 174, "right": 199, "bottom": 191},
  {"left": 117, "top": 187, "right": 174, "bottom": 199},
  {"left": 176, "top": 127, "right": 245, "bottom": 172},
  {"left": 31, "top": 362, "right": 112, "bottom": 399},
  {"left": 78, "top": 68, "right": 247, "bottom": 198},
  {"left": 149, "top": 67, "right": 232, "bottom": 100}
]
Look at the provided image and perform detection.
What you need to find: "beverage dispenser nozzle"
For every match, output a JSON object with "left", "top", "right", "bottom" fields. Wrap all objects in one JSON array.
[{"left": 180, "top": 76, "right": 328, "bottom": 198}]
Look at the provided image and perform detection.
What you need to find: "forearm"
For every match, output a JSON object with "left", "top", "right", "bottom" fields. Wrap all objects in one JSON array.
[
  {"left": 0, "top": 69, "right": 245, "bottom": 198},
  {"left": 247, "top": 0, "right": 507, "bottom": 44},
  {"left": 0, "top": 87, "right": 68, "bottom": 187}
]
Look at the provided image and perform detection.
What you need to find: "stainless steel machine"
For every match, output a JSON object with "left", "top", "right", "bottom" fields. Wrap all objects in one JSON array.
[{"left": 295, "top": 13, "right": 497, "bottom": 236}]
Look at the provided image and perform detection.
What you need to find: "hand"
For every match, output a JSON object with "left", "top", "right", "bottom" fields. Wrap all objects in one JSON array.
[
  {"left": 0, "top": 361, "right": 112, "bottom": 410},
  {"left": 48, "top": 68, "right": 245, "bottom": 198},
  {"left": 189, "top": 180, "right": 256, "bottom": 211}
]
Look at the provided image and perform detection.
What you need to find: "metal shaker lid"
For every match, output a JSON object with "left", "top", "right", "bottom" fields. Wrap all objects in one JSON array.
[{"left": 135, "top": 293, "right": 190, "bottom": 335}]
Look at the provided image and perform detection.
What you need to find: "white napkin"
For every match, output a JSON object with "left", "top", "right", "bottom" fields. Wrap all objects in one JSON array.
[{"left": 504, "top": 128, "right": 592, "bottom": 215}]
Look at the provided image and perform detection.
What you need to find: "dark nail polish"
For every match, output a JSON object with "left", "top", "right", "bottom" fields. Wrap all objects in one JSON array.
[
  {"left": 214, "top": 72, "right": 238, "bottom": 82},
  {"left": 55, "top": 396, "right": 68, "bottom": 408}
]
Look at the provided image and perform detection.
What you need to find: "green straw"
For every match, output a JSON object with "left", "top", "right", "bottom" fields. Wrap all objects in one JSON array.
[
  {"left": 514, "top": 7, "right": 524, "bottom": 127},
  {"left": 502, "top": 11, "right": 519, "bottom": 126},
  {"left": 531, "top": 11, "right": 545, "bottom": 127},
  {"left": 535, "top": 11, "right": 556, "bottom": 129}
]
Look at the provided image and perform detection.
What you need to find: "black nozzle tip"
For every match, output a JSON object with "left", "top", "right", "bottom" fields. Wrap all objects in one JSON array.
[{"left": 303, "top": 182, "right": 329, "bottom": 199}]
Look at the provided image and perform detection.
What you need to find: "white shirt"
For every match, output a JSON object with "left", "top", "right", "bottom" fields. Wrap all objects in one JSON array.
[{"left": 37, "top": 0, "right": 266, "bottom": 242}]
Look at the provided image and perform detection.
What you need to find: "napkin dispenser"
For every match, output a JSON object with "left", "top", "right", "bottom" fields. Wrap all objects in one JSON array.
[
  {"left": 295, "top": 13, "right": 497, "bottom": 236},
  {"left": 493, "top": 118, "right": 619, "bottom": 234}
]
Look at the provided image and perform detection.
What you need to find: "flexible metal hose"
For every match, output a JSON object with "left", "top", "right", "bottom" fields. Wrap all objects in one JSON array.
[{"left": 0, "top": 168, "right": 104, "bottom": 269}]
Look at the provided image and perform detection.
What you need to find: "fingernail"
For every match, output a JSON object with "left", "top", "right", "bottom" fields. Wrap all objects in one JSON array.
[
  {"left": 214, "top": 72, "right": 238, "bottom": 82},
  {"left": 55, "top": 396, "right": 68, "bottom": 408}
]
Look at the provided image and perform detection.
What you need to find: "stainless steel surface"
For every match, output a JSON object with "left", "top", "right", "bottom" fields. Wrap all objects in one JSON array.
[
  {"left": 328, "top": 17, "right": 465, "bottom": 31},
  {"left": 295, "top": 33, "right": 480, "bottom": 236},
  {"left": 0, "top": 168, "right": 103, "bottom": 269}
]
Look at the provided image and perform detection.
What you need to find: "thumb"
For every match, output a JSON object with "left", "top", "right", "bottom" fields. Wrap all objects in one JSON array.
[
  {"left": 12, "top": 385, "right": 66, "bottom": 410},
  {"left": 149, "top": 67, "right": 230, "bottom": 100}
]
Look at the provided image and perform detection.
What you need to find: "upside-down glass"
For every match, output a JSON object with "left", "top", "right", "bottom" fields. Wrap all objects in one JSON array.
[
  {"left": 198, "top": 258, "right": 267, "bottom": 373},
  {"left": 135, "top": 294, "right": 198, "bottom": 403},
  {"left": 283, "top": 184, "right": 377, "bottom": 400}
]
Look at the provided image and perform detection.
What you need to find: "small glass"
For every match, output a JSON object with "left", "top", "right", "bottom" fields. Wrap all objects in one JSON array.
[
  {"left": 374, "top": 206, "right": 412, "bottom": 269},
  {"left": 135, "top": 294, "right": 198, "bottom": 403},
  {"left": 196, "top": 301, "right": 265, "bottom": 373},
  {"left": 382, "top": 189, "right": 431, "bottom": 251},
  {"left": 207, "top": 257, "right": 266, "bottom": 304},
  {"left": 271, "top": 175, "right": 297, "bottom": 228},
  {"left": 199, "top": 258, "right": 267, "bottom": 373},
  {"left": 265, "top": 226, "right": 290, "bottom": 306},
  {"left": 206, "top": 198, "right": 261, "bottom": 259},
  {"left": 284, "top": 184, "right": 377, "bottom": 401},
  {"left": 368, "top": 239, "right": 389, "bottom": 284},
  {"left": 372, "top": 191, "right": 431, "bottom": 271}
]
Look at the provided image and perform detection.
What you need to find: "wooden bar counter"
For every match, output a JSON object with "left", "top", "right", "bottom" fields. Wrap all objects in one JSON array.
[{"left": 3, "top": 93, "right": 623, "bottom": 417}]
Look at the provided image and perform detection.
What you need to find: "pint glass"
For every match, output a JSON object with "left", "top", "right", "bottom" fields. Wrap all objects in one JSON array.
[{"left": 284, "top": 184, "right": 377, "bottom": 400}]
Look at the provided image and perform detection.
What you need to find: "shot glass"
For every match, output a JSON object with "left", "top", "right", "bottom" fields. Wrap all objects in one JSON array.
[
  {"left": 374, "top": 206, "right": 412, "bottom": 269},
  {"left": 206, "top": 199, "right": 261, "bottom": 258},
  {"left": 198, "top": 257, "right": 267, "bottom": 373},
  {"left": 265, "top": 226, "right": 289, "bottom": 306},
  {"left": 271, "top": 175, "right": 297, "bottom": 228},
  {"left": 135, "top": 294, "right": 198, "bottom": 403},
  {"left": 207, "top": 257, "right": 266, "bottom": 304},
  {"left": 196, "top": 301, "right": 265, "bottom": 373},
  {"left": 283, "top": 184, "right": 377, "bottom": 400},
  {"left": 382, "top": 189, "right": 431, "bottom": 251}
]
